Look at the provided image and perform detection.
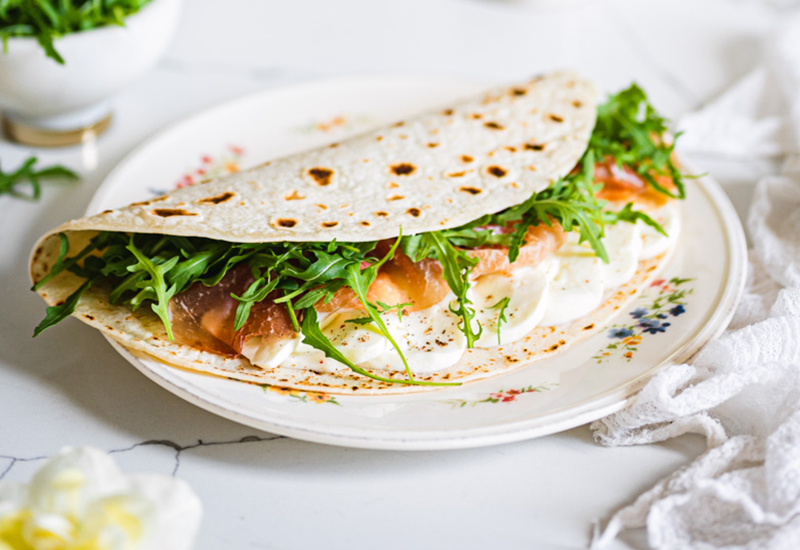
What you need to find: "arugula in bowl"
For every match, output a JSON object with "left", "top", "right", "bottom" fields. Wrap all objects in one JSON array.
[{"left": 0, "top": 0, "right": 153, "bottom": 64}]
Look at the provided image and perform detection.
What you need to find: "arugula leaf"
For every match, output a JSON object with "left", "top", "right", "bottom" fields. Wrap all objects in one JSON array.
[
  {"left": 299, "top": 307, "right": 458, "bottom": 387},
  {"left": 346, "top": 301, "right": 413, "bottom": 325},
  {"left": 232, "top": 276, "right": 279, "bottom": 332},
  {"left": 489, "top": 296, "right": 510, "bottom": 346},
  {"left": 0, "top": 157, "right": 78, "bottom": 200},
  {"left": 604, "top": 203, "right": 668, "bottom": 237},
  {"left": 33, "top": 277, "right": 95, "bottom": 337},
  {"left": 340, "top": 237, "right": 417, "bottom": 380},
  {"left": 427, "top": 232, "right": 482, "bottom": 347}
]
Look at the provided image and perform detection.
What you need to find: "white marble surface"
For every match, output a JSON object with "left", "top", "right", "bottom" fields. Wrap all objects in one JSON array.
[{"left": 0, "top": 0, "right": 782, "bottom": 548}]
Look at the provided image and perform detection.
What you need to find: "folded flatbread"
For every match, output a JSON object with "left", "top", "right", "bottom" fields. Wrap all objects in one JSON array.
[{"left": 30, "top": 72, "right": 682, "bottom": 394}]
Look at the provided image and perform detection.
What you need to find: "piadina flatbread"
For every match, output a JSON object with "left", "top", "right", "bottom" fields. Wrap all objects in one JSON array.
[{"left": 30, "top": 72, "right": 680, "bottom": 395}]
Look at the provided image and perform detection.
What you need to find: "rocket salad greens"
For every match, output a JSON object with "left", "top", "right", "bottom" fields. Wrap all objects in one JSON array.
[{"left": 0, "top": 0, "right": 153, "bottom": 64}]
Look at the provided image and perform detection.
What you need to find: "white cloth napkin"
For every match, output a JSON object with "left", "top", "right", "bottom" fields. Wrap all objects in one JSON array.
[{"left": 590, "top": 12, "right": 800, "bottom": 550}]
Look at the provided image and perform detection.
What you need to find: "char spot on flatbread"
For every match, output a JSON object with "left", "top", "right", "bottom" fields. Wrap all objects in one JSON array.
[
  {"left": 316, "top": 204, "right": 328, "bottom": 210},
  {"left": 460, "top": 155, "right": 474, "bottom": 163},
  {"left": 392, "top": 121, "right": 405, "bottom": 128},
  {"left": 525, "top": 142, "right": 546, "bottom": 151},
  {"left": 101, "top": 210, "right": 113, "bottom": 214},
  {"left": 573, "top": 100, "right": 583, "bottom": 108},
  {"left": 484, "top": 121, "right": 504, "bottom": 130},
  {"left": 375, "top": 136, "right": 383, "bottom": 141},
  {"left": 307, "top": 167, "right": 334, "bottom": 186},
  {"left": 406, "top": 208, "right": 422, "bottom": 218},
  {"left": 274, "top": 218, "right": 298, "bottom": 228},
  {"left": 198, "top": 191, "right": 235, "bottom": 205},
  {"left": 548, "top": 114, "right": 564, "bottom": 123},
  {"left": 284, "top": 190, "right": 305, "bottom": 201},
  {"left": 583, "top": 323, "right": 594, "bottom": 331},
  {"left": 329, "top": 142, "right": 340, "bottom": 148},
  {"left": 151, "top": 208, "right": 197, "bottom": 217},
  {"left": 511, "top": 88, "right": 527, "bottom": 96},
  {"left": 487, "top": 166, "right": 508, "bottom": 178},
  {"left": 375, "top": 211, "right": 389, "bottom": 217},
  {"left": 390, "top": 163, "right": 416, "bottom": 176},
  {"left": 470, "top": 113, "right": 483, "bottom": 120},
  {"left": 459, "top": 186, "right": 483, "bottom": 195},
  {"left": 321, "top": 221, "right": 339, "bottom": 228},
  {"left": 386, "top": 195, "right": 405, "bottom": 201},
  {"left": 447, "top": 171, "right": 467, "bottom": 178},
  {"left": 427, "top": 142, "right": 440, "bottom": 148},
  {"left": 130, "top": 200, "right": 151, "bottom": 207},
  {"left": 388, "top": 182, "right": 399, "bottom": 189},
  {"left": 504, "top": 146, "right": 518, "bottom": 152},
  {"left": 441, "top": 109, "right": 454, "bottom": 116},
  {"left": 360, "top": 221, "right": 371, "bottom": 227}
]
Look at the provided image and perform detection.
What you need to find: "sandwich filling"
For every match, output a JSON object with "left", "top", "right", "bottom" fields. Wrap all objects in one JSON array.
[{"left": 33, "top": 84, "right": 685, "bottom": 387}]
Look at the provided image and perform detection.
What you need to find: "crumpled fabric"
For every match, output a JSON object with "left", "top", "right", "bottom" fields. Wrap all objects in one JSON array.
[{"left": 589, "top": 11, "right": 800, "bottom": 550}]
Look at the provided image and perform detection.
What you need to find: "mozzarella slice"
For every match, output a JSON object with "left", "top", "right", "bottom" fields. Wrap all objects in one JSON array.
[
  {"left": 640, "top": 201, "right": 680, "bottom": 259},
  {"left": 279, "top": 341, "right": 346, "bottom": 373},
  {"left": 472, "top": 267, "right": 550, "bottom": 348},
  {"left": 361, "top": 299, "right": 466, "bottom": 374},
  {"left": 540, "top": 250, "right": 605, "bottom": 326},
  {"left": 321, "top": 310, "right": 390, "bottom": 365},
  {"left": 602, "top": 221, "right": 642, "bottom": 288},
  {"left": 242, "top": 334, "right": 300, "bottom": 369}
]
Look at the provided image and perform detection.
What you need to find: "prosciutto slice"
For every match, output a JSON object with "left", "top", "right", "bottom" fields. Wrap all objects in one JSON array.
[
  {"left": 170, "top": 264, "right": 294, "bottom": 356},
  {"left": 594, "top": 157, "right": 675, "bottom": 209}
]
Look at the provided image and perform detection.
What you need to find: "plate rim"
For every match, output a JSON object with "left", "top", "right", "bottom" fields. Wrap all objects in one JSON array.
[{"left": 91, "top": 75, "right": 748, "bottom": 450}]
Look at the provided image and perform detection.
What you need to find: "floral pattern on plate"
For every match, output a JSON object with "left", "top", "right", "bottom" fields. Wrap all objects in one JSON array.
[
  {"left": 295, "top": 114, "right": 372, "bottom": 134},
  {"left": 592, "top": 277, "right": 694, "bottom": 363},
  {"left": 262, "top": 384, "right": 341, "bottom": 406},
  {"left": 443, "top": 385, "right": 553, "bottom": 409},
  {"left": 176, "top": 145, "right": 245, "bottom": 189}
]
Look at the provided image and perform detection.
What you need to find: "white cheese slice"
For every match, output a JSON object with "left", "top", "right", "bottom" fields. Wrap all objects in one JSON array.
[
  {"left": 472, "top": 267, "right": 550, "bottom": 348},
  {"left": 242, "top": 334, "right": 300, "bottom": 369},
  {"left": 640, "top": 201, "right": 680, "bottom": 259},
  {"left": 279, "top": 340, "right": 344, "bottom": 373},
  {"left": 602, "top": 221, "right": 642, "bottom": 288},
  {"left": 320, "top": 310, "right": 390, "bottom": 365},
  {"left": 361, "top": 298, "right": 466, "bottom": 374},
  {"left": 540, "top": 241, "right": 606, "bottom": 326}
]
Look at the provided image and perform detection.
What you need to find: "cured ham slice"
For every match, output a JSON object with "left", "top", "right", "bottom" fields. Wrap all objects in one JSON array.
[
  {"left": 316, "top": 251, "right": 449, "bottom": 314},
  {"left": 170, "top": 264, "right": 294, "bottom": 356},
  {"left": 594, "top": 157, "right": 675, "bottom": 209},
  {"left": 469, "top": 223, "right": 565, "bottom": 279}
]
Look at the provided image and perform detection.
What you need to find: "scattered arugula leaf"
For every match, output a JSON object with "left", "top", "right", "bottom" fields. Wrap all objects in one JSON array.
[{"left": 1, "top": 157, "right": 78, "bottom": 200}]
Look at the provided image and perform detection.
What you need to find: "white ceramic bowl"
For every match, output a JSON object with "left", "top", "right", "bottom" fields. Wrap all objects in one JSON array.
[{"left": 0, "top": 0, "right": 182, "bottom": 132}]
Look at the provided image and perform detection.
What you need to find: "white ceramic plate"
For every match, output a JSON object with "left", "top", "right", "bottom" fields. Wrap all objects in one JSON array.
[{"left": 88, "top": 75, "right": 747, "bottom": 450}]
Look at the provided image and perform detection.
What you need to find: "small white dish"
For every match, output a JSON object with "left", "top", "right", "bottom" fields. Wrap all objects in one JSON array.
[
  {"left": 86, "top": 75, "right": 747, "bottom": 450},
  {"left": 0, "top": 0, "right": 182, "bottom": 146}
]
